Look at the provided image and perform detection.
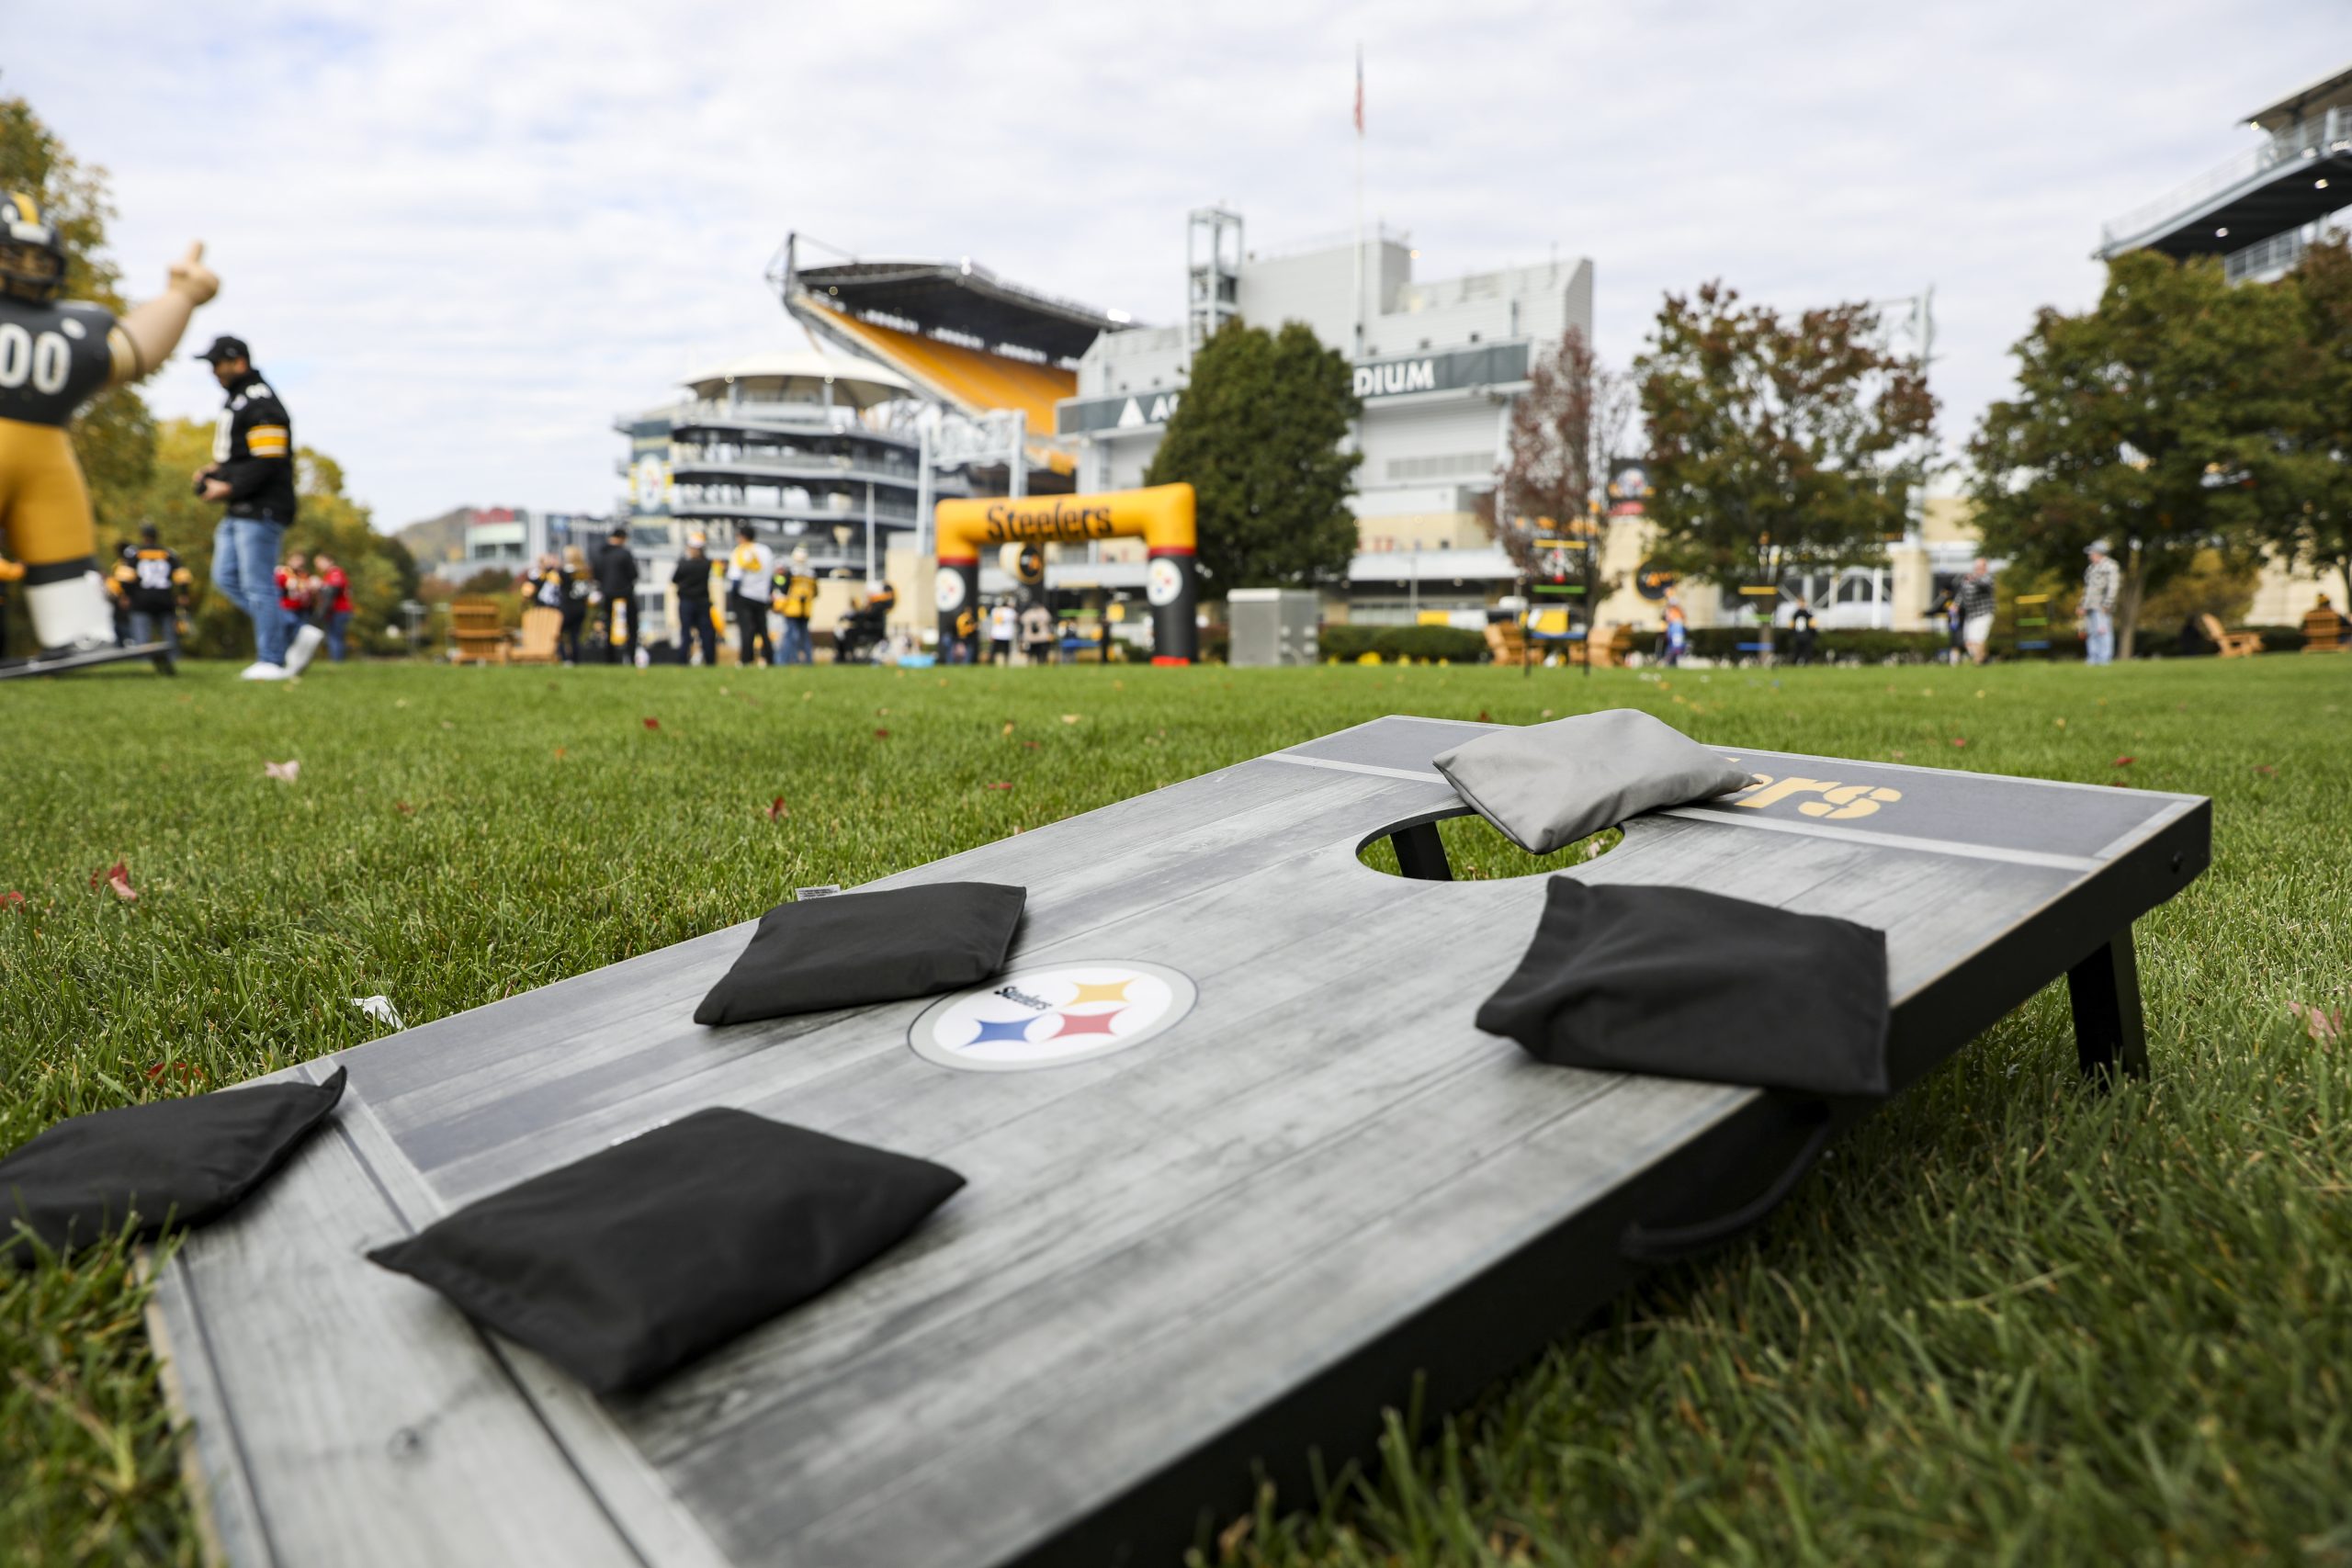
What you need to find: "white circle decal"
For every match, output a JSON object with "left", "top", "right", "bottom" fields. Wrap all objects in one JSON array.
[
  {"left": 910, "top": 961, "right": 1197, "bottom": 1072},
  {"left": 934, "top": 570, "right": 967, "bottom": 614},
  {"left": 1147, "top": 557, "right": 1183, "bottom": 607}
]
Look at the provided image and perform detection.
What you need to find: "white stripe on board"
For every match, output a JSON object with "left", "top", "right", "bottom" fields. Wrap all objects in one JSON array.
[
  {"left": 1654, "top": 806, "right": 2104, "bottom": 872},
  {"left": 1261, "top": 752, "right": 1451, "bottom": 784}
]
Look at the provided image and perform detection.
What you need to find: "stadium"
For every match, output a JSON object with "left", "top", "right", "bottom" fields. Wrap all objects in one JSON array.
[{"left": 615, "top": 212, "right": 1608, "bottom": 646}]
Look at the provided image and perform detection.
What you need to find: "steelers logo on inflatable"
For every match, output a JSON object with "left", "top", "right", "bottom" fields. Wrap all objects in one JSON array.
[
  {"left": 934, "top": 570, "right": 967, "bottom": 614},
  {"left": 910, "top": 961, "right": 1197, "bottom": 1072},
  {"left": 1146, "top": 557, "right": 1184, "bottom": 607}
]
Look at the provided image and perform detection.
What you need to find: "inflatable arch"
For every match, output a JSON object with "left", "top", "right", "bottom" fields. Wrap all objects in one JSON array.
[{"left": 931, "top": 483, "right": 1198, "bottom": 664}]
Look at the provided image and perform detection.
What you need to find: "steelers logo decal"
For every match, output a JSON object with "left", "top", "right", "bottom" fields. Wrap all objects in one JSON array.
[
  {"left": 934, "top": 570, "right": 967, "bottom": 614},
  {"left": 910, "top": 962, "right": 1197, "bottom": 1073},
  {"left": 1147, "top": 557, "right": 1184, "bottom": 607}
]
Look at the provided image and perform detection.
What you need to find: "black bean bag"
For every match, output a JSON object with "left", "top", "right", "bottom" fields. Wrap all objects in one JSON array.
[
  {"left": 695, "top": 883, "right": 1026, "bottom": 1027},
  {"left": 1476, "top": 879, "right": 1891, "bottom": 1097},
  {"left": 0, "top": 1067, "right": 347, "bottom": 1266},
  {"left": 367, "top": 1108, "right": 965, "bottom": 1394}
]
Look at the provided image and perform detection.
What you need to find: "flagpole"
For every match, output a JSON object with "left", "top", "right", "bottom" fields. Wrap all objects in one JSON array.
[{"left": 1353, "top": 43, "right": 1365, "bottom": 361}]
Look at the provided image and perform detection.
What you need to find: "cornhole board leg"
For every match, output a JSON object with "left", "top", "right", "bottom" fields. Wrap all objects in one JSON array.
[
  {"left": 1389, "top": 821, "right": 1452, "bottom": 882},
  {"left": 2066, "top": 927, "right": 2147, "bottom": 1080}
]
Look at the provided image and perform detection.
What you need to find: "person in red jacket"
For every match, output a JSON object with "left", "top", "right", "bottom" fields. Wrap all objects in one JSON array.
[
  {"left": 271, "top": 551, "right": 325, "bottom": 674},
  {"left": 313, "top": 551, "right": 355, "bottom": 661}
]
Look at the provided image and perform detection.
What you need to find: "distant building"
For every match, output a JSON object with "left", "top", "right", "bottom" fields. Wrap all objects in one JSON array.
[
  {"left": 1057, "top": 209, "right": 1593, "bottom": 626},
  {"left": 397, "top": 507, "right": 606, "bottom": 584},
  {"left": 2098, "top": 64, "right": 2352, "bottom": 283},
  {"left": 2098, "top": 62, "right": 2351, "bottom": 620}
]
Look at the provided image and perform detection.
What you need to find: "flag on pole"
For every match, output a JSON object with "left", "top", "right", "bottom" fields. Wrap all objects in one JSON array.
[{"left": 1353, "top": 45, "right": 1363, "bottom": 135}]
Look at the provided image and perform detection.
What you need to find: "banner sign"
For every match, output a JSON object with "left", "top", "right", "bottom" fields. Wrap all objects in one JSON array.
[
  {"left": 1607, "top": 459, "right": 1650, "bottom": 517},
  {"left": 1055, "top": 340, "right": 1532, "bottom": 437}
]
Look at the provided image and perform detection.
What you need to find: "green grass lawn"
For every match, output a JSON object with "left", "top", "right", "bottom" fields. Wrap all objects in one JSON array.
[{"left": 5, "top": 655, "right": 2350, "bottom": 1565}]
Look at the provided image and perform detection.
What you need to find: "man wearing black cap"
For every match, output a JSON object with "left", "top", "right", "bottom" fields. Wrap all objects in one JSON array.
[{"left": 194, "top": 336, "right": 319, "bottom": 680}]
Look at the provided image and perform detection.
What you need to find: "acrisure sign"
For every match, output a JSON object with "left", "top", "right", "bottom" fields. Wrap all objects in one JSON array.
[{"left": 1055, "top": 340, "right": 1532, "bottom": 436}]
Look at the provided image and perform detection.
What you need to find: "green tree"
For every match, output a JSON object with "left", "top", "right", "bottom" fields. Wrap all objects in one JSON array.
[
  {"left": 2270, "top": 235, "right": 2352, "bottom": 612},
  {"left": 0, "top": 88, "right": 158, "bottom": 536},
  {"left": 1966, "top": 251, "right": 2304, "bottom": 656},
  {"left": 1635, "top": 282, "right": 1935, "bottom": 604},
  {"left": 1143, "top": 320, "right": 1361, "bottom": 593}
]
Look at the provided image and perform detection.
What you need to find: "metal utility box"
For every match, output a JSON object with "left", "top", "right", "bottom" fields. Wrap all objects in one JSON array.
[{"left": 1227, "top": 589, "right": 1319, "bottom": 666}]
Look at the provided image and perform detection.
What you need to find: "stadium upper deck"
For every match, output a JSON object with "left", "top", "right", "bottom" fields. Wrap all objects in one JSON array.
[{"left": 772, "top": 235, "right": 1136, "bottom": 477}]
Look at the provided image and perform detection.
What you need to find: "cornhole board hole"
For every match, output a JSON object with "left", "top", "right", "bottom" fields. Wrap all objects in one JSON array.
[{"left": 148, "top": 716, "right": 2210, "bottom": 1568}]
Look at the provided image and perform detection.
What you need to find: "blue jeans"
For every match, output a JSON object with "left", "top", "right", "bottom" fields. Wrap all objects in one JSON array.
[
  {"left": 211, "top": 515, "right": 288, "bottom": 665},
  {"left": 2085, "top": 607, "right": 2114, "bottom": 665},
  {"left": 780, "top": 617, "right": 812, "bottom": 664},
  {"left": 327, "top": 610, "right": 353, "bottom": 661},
  {"left": 129, "top": 608, "right": 179, "bottom": 656}
]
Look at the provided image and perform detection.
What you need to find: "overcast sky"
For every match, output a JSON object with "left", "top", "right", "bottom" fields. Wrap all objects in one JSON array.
[{"left": 10, "top": 2, "right": 2346, "bottom": 529}]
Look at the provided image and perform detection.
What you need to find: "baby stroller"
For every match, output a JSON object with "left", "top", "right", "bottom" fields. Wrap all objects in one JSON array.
[{"left": 834, "top": 605, "right": 888, "bottom": 664}]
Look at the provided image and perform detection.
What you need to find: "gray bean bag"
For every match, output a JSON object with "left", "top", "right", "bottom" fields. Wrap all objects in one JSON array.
[{"left": 1432, "top": 709, "right": 1755, "bottom": 853}]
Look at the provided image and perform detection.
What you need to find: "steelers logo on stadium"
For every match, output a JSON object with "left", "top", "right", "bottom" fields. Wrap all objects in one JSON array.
[{"left": 910, "top": 961, "right": 1197, "bottom": 1073}]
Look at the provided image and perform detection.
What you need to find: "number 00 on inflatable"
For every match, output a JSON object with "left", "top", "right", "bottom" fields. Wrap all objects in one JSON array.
[{"left": 931, "top": 483, "right": 1198, "bottom": 664}]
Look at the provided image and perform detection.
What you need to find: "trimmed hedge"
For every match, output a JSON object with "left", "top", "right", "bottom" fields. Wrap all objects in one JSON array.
[{"left": 1317, "top": 625, "right": 1488, "bottom": 664}]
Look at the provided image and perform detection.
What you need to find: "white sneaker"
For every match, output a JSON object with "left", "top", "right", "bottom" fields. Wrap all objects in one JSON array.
[
  {"left": 285, "top": 625, "right": 326, "bottom": 676},
  {"left": 241, "top": 662, "right": 291, "bottom": 682}
]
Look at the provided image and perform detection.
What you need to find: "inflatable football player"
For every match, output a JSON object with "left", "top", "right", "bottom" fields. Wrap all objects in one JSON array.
[{"left": 1, "top": 192, "right": 217, "bottom": 653}]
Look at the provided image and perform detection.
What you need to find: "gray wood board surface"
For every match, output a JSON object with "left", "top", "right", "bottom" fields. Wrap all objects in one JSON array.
[{"left": 149, "top": 716, "right": 2207, "bottom": 1568}]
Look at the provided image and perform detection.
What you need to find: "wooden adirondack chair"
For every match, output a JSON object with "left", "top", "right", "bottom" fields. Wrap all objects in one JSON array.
[
  {"left": 2301, "top": 602, "right": 2347, "bottom": 654},
  {"left": 1483, "top": 620, "right": 1532, "bottom": 666},
  {"left": 2198, "top": 612, "right": 2265, "bottom": 659},
  {"left": 512, "top": 607, "right": 561, "bottom": 664},
  {"left": 449, "top": 599, "right": 511, "bottom": 665}
]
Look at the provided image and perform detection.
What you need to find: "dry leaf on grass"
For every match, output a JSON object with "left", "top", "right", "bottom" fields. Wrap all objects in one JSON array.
[
  {"left": 2290, "top": 1001, "right": 2344, "bottom": 1043},
  {"left": 2113, "top": 756, "right": 2136, "bottom": 768},
  {"left": 766, "top": 796, "right": 789, "bottom": 821},
  {"left": 0, "top": 891, "right": 25, "bottom": 909},
  {"left": 642, "top": 717, "right": 661, "bottom": 730},
  {"left": 89, "top": 861, "right": 136, "bottom": 902},
  {"left": 874, "top": 728, "right": 891, "bottom": 739},
  {"left": 984, "top": 782, "right": 1013, "bottom": 791},
  {"left": 263, "top": 759, "right": 300, "bottom": 783},
  {"left": 1059, "top": 714, "right": 1082, "bottom": 725}
]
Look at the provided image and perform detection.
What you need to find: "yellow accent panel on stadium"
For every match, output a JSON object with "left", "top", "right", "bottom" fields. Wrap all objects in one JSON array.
[
  {"left": 933, "top": 484, "right": 1194, "bottom": 564},
  {"left": 818, "top": 310, "right": 1077, "bottom": 476}
]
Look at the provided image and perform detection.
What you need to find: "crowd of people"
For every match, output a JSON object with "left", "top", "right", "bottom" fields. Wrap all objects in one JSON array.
[{"left": 512, "top": 525, "right": 902, "bottom": 668}]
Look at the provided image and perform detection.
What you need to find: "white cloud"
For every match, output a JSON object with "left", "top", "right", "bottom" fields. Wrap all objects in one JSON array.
[{"left": 9, "top": 0, "right": 2346, "bottom": 526}]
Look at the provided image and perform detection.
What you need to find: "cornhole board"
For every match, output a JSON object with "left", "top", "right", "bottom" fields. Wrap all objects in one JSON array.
[
  {"left": 0, "top": 638, "right": 174, "bottom": 680},
  {"left": 147, "top": 716, "right": 2210, "bottom": 1568}
]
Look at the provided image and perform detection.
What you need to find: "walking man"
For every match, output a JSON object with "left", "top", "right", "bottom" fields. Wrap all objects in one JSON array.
[
  {"left": 195, "top": 336, "right": 321, "bottom": 679},
  {"left": 123, "top": 524, "right": 190, "bottom": 656},
  {"left": 671, "top": 532, "right": 718, "bottom": 666},
  {"left": 989, "top": 600, "right": 1015, "bottom": 665},
  {"left": 774, "top": 545, "right": 816, "bottom": 664},
  {"left": 313, "top": 551, "right": 354, "bottom": 660},
  {"left": 1787, "top": 596, "right": 1818, "bottom": 666},
  {"left": 594, "top": 525, "right": 639, "bottom": 663},
  {"left": 2081, "top": 539, "right": 2120, "bottom": 666},
  {"left": 1957, "top": 558, "right": 1996, "bottom": 666},
  {"left": 725, "top": 523, "right": 772, "bottom": 667}
]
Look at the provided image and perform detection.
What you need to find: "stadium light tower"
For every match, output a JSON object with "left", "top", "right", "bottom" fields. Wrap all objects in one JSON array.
[{"left": 1186, "top": 208, "right": 1243, "bottom": 360}]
